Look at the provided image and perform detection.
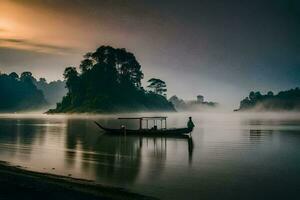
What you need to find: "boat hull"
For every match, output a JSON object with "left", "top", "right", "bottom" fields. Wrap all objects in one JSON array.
[{"left": 94, "top": 122, "right": 193, "bottom": 136}]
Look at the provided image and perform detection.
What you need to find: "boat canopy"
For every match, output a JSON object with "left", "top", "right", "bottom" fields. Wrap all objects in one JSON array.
[
  {"left": 118, "top": 117, "right": 167, "bottom": 120},
  {"left": 118, "top": 117, "right": 167, "bottom": 129}
]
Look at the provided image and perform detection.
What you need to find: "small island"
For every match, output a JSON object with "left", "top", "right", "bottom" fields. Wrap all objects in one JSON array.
[
  {"left": 169, "top": 95, "right": 218, "bottom": 111},
  {"left": 48, "top": 46, "right": 175, "bottom": 113},
  {"left": 235, "top": 88, "right": 300, "bottom": 111}
]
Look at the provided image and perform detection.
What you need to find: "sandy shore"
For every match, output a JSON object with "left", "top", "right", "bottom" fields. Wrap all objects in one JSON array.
[{"left": 0, "top": 161, "right": 156, "bottom": 200}]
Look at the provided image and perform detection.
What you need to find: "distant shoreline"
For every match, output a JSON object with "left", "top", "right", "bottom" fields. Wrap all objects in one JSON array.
[
  {"left": 46, "top": 109, "right": 177, "bottom": 114},
  {"left": 0, "top": 161, "right": 156, "bottom": 200}
]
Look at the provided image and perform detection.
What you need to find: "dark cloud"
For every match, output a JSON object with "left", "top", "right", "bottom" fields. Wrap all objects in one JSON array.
[
  {"left": 0, "top": 38, "right": 24, "bottom": 43},
  {"left": 0, "top": 37, "right": 76, "bottom": 54}
]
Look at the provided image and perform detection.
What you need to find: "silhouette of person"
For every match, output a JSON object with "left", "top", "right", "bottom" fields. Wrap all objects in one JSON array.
[{"left": 187, "top": 117, "right": 195, "bottom": 130}]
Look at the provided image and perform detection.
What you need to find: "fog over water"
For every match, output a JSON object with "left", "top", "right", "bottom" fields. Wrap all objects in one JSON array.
[{"left": 0, "top": 112, "right": 300, "bottom": 199}]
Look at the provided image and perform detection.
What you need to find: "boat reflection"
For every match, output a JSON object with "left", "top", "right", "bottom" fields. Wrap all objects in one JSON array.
[
  {"left": 65, "top": 119, "right": 194, "bottom": 185},
  {"left": 0, "top": 117, "right": 195, "bottom": 187},
  {"left": 249, "top": 129, "right": 273, "bottom": 143}
]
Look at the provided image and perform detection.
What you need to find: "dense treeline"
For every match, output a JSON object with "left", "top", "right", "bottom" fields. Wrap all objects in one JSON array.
[
  {"left": 236, "top": 88, "right": 300, "bottom": 111},
  {"left": 48, "top": 46, "right": 175, "bottom": 113},
  {"left": 0, "top": 72, "right": 47, "bottom": 112}
]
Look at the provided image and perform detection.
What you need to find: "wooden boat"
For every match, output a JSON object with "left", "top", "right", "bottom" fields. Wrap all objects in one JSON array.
[{"left": 94, "top": 117, "right": 193, "bottom": 136}]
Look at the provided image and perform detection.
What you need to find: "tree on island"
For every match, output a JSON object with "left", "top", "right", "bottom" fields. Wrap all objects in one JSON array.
[
  {"left": 236, "top": 88, "right": 300, "bottom": 111},
  {"left": 169, "top": 95, "right": 218, "bottom": 111},
  {"left": 48, "top": 46, "right": 175, "bottom": 113},
  {"left": 147, "top": 78, "right": 167, "bottom": 96}
]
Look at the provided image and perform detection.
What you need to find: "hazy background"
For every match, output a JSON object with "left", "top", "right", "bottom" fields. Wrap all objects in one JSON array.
[{"left": 0, "top": 0, "right": 299, "bottom": 109}]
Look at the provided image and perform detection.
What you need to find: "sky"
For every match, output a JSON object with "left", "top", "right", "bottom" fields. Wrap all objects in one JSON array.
[{"left": 0, "top": 0, "right": 299, "bottom": 109}]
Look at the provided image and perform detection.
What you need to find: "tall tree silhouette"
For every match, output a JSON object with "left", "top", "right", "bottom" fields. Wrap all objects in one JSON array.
[
  {"left": 147, "top": 78, "right": 167, "bottom": 96},
  {"left": 64, "top": 67, "right": 80, "bottom": 94}
]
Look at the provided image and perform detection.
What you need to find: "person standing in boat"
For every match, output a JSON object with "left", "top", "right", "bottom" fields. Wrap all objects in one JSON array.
[{"left": 187, "top": 117, "right": 195, "bottom": 130}]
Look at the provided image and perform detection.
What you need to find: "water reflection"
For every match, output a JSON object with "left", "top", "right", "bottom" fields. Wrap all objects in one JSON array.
[
  {"left": 1, "top": 113, "right": 300, "bottom": 199},
  {"left": 0, "top": 119, "right": 49, "bottom": 160},
  {"left": 249, "top": 129, "right": 273, "bottom": 143},
  {"left": 188, "top": 137, "right": 194, "bottom": 164},
  {"left": 0, "top": 116, "right": 194, "bottom": 185},
  {"left": 63, "top": 118, "right": 194, "bottom": 185}
]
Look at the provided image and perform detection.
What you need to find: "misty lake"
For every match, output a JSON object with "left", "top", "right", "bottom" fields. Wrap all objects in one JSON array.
[{"left": 0, "top": 112, "right": 300, "bottom": 199}]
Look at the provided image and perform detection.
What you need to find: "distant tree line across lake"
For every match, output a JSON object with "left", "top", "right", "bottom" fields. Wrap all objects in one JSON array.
[
  {"left": 169, "top": 95, "right": 218, "bottom": 111},
  {"left": 0, "top": 71, "right": 66, "bottom": 112},
  {"left": 236, "top": 88, "right": 300, "bottom": 111},
  {"left": 35, "top": 78, "right": 67, "bottom": 106},
  {"left": 48, "top": 46, "right": 174, "bottom": 113}
]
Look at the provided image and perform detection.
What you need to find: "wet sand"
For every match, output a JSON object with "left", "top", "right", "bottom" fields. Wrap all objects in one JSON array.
[{"left": 0, "top": 162, "right": 155, "bottom": 200}]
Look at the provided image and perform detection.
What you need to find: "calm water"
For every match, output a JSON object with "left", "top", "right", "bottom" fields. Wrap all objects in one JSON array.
[{"left": 0, "top": 112, "right": 300, "bottom": 199}]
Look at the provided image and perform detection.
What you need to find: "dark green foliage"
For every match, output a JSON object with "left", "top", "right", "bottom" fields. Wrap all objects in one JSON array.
[
  {"left": 48, "top": 46, "right": 175, "bottom": 113},
  {"left": 147, "top": 78, "right": 167, "bottom": 96},
  {"left": 0, "top": 71, "right": 47, "bottom": 112},
  {"left": 237, "top": 88, "right": 300, "bottom": 111}
]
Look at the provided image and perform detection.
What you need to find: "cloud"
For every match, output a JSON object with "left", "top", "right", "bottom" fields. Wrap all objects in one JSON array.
[
  {"left": 0, "top": 37, "right": 75, "bottom": 54},
  {"left": 1, "top": 38, "right": 23, "bottom": 43}
]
